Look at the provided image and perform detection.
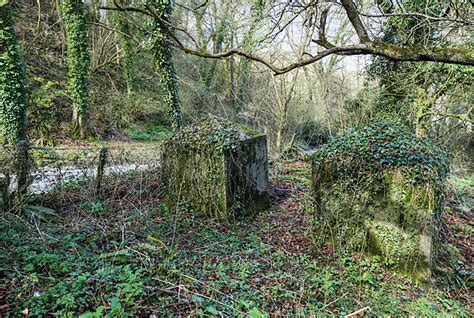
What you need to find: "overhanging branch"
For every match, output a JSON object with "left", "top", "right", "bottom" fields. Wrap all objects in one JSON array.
[
  {"left": 99, "top": 0, "right": 474, "bottom": 75},
  {"left": 177, "top": 43, "right": 371, "bottom": 75},
  {"left": 358, "top": 11, "right": 473, "bottom": 26},
  {"left": 177, "top": 40, "right": 474, "bottom": 76}
]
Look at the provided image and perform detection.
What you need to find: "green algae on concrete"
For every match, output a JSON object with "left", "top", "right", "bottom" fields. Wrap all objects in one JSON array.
[
  {"left": 311, "top": 121, "right": 449, "bottom": 281},
  {"left": 161, "top": 119, "right": 269, "bottom": 221}
]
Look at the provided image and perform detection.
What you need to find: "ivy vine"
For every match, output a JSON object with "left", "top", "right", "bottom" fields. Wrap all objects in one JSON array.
[
  {"left": 313, "top": 120, "right": 449, "bottom": 184},
  {"left": 0, "top": 4, "right": 28, "bottom": 145},
  {"left": 311, "top": 120, "right": 450, "bottom": 263},
  {"left": 166, "top": 118, "right": 244, "bottom": 154},
  {"left": 62, "top": 0, "right": 91, "bottom": 138},
  {"left": 109, "top": 7, "right": 135, "bottom": 95},
  {"left": 146, "top": 0, "right": 183, "bottom": 130}
]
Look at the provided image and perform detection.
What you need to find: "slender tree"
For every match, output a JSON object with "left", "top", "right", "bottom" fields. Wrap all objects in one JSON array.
[
  {"left": 109, "top": 7, "right": 136, "bottom": 96},
  {"left": 62, "top": 0, "right": 91, "bottom": 138},
  {"left": 0, "top": 0, "right": 29, "bottom": 194},
  {"left": 0, "top": 0, "right": 27, "bottom": 145},
  {"left": 147, "top": 0, "right": 183, "bottom": 130},
  {"left": 237, "top": 0, "right": 265, "bottom": 112}
]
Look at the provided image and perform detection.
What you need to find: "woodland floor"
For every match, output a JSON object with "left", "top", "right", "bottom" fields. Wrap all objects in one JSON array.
[{"left": 0, "top": 151, "right": 472, "bottom": 317}]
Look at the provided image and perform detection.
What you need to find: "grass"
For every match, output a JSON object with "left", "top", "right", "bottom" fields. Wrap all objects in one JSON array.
[
  {"left": 125, "top": 124, "right": 172, "bottom": 142},
  {"left": 0, "top": 158, "right": 472, "bottom": 317}
]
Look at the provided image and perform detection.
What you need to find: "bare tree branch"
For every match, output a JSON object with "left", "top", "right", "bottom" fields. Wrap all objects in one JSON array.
[
  {"left": 177, "top": 39, "right": 474, "bottom": 75},
  {"left": 177, "top": 43, "right": 371, "bottom": 75},
  {"left": 268, "top": 0, "right": 317, "bottom": 42},
  {"left": 340, "top": 0, "right": 370, "bottom": 42},
  {"left": 99, "top": 3, "right": 154, "bottom": 18},
  {"left": 358, "top": 11, "right": 473, "bottom": 26},
  {"left": 317, "top": 5, "right": 334, "bottom": 48},
  {"left": 100, "top": 0, "right": 474, "bottom": 76},
  {"left": 88, "top": 21, "right": 140, "bottom": 44}
]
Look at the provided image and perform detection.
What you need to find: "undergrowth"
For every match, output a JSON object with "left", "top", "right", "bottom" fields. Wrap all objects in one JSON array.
[{"left": 0, "top": 159, "right": 471, "bottom": 316}]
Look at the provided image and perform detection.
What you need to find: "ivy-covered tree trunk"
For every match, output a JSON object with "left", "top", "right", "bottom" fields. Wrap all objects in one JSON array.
[
  {"left": 0, "top": 1, "right": 30, "bottom": 195},
  {"left": 148, "top": 0, "right": 183, "bottom": 130},
  {"left": 62, "top": 0, "right": 91, "bottom": 138},
  {"left": 0, "top": 2, "right": 27, "bottom": 145},
  {"left": 237, "top": 0, "right": 265, "bottom": 113},
  {"left": 367, "top": 1, "right": 453, "bottom": 136},
  {"left": 109, "top": 8, "right": 135, "bottom": 96},
  {"left": 203, "top": 14, "right": 228, "bottom": 90},
  {"left": 414, "top": 88, "right": 432, "bottom": 137}
]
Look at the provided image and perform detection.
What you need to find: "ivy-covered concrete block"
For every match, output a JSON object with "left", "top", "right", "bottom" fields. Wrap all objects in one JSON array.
[
  {"left": 311, "top": 121, "right": 449, "bottom": 281},
  {"left": 161, "top": 119, "right": 269, "bottom": 220}
]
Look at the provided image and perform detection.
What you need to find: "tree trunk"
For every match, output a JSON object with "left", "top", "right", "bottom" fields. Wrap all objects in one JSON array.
[
  {"left": 0, "top": 3, "right": 30, "bottom": 197},
  {"left": 109, "top": 6, "right": 135, "bottom": 96},
  {"left": 150, "top": 3, "right": 183, "bottom": 130},
  {"left": 0, "top": 4, "right": 28, "bottom": 145},
  {"left": 62, "top": 0, "right": 91, "bottom": 138},
  {"left": 415, "top": 88, "right": 431, "bottom": 137},
  {"left": 72, "top": 108, "right": 86, "bottom": 139}
]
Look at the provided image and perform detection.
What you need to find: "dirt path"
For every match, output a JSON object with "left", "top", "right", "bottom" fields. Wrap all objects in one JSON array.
[
  {"left": 5, "top": 163, "right": 154, "bottom": 194},
  {"left": 254, "top": 160, "right": 314, "bottom": 255}
]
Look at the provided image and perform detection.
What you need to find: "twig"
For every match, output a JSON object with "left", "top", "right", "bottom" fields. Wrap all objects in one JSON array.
[
  {"left": 151, "top": 277, "right": 244, "bottom": 315},
  {"left": 345, "top": 306, "right": 371, "bottom": 317}
]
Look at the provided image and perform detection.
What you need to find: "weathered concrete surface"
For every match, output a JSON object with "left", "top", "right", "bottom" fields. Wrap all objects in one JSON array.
[
  {"left": 225, "top": 135, "right": 270, "bottom": 215},
  {"left": 312, "top": 166, "right": 440, "bottom": 281},
  {"left": 162, "top": 133, "right": 269, "bottom": 220}
]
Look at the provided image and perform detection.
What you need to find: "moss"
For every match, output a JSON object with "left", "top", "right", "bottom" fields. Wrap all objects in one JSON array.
[
  {"left": 367, "top": 41, "right": 474, "bottom": 65},
  {"left": 366, "top": 221, "right": 430, "bottom": 281},
  {"left": 313, "top": 168, "right": 440, "bottom": 280},
  {"left": 163, "top": 144, "right": 227, "bottom": 219},
  {"left": 166, "top": 118, "right": 246, "bottom": 152},
  {"left": 161, "top": 119, "right": 269, "bottom": 220},
  {"left": 236, "top": 124, "right": 263, "bottom": 138}
]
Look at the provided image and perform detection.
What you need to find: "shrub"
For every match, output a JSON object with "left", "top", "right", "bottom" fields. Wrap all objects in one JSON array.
[{"left": 28, "top": 77, "right": 64, "bottom": 145}]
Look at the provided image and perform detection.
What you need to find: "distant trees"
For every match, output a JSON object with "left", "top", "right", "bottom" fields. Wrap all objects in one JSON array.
[
  {"left": 2, "top": 0, "right": 472, "bottom": 152},
  {"left": 62, "top": 0, "right": 91, "bottom": 138},
  {"left": 367, "top": 0, "right": 473, "bottom": 137},
  {"left": 109, "top": 7, "right": 136, "bottom": 96},
  {"left": 176, "top": 0, "right": 473, "bottom": 75}
]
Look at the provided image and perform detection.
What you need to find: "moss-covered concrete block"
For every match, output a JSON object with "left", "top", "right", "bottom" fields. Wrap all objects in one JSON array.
[
  {"left": 161, "top": 119, "right": 269, "bottom": 220},
  {"left": 311, "top": 121, "right": 449, "bottom": 281}
]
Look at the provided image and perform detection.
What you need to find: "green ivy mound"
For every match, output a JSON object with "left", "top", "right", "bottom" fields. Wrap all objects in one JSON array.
[
  {"left": 161, "top": 118, "right": 269, "bottom": 220},
  {"left": 311, "top": 120, "right": 449, "bottom": 281}
]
